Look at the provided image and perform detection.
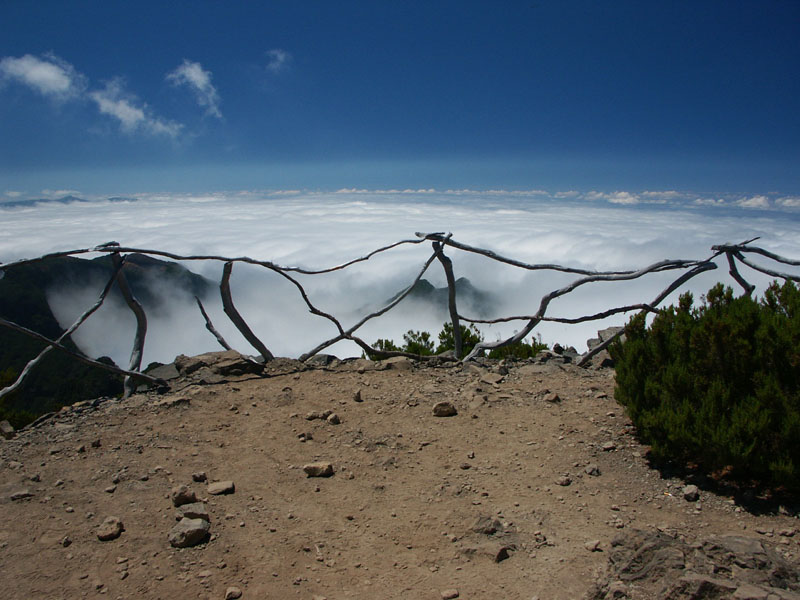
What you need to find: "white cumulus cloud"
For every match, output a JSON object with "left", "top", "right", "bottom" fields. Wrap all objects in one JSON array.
[
  {"left": 166, "top": 59, "right": 222, "bottom": 118},
  {"left": 89, "top": 79, "right": 182, "bottom": 137},
  {"left": 736, "top": 195, "right": 770, "bottom": 209},
  {"left": 266, "top": 49, "right": 292, "bottom": 73},
  {"left": 0, "top": 53, "right": 86, "bottom": 99}
]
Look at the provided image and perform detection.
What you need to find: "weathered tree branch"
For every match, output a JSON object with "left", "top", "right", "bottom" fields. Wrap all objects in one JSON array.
[
  {"left": 111, "top": 253, "right": 148, "bottom": 398},
  {"left": 725, "top": 252, "right": 755, "bottom": 296},
  {"left": 729, "top": 252, "right": 800, "bottom": 283},
  {"left": 463, "top": 256, "right": 717, "bottom": 361},
  {"left": 220, "top": 262, "right": 274, "bottom": 362},
  {"left": 0, "top": 259, "right": 124, "bottom": 400},
  {"left": 194, "top": 296, "right": 232, "bottom": 351},
  {"left": 298, "top": 250, "right": 439, "bottom": 360},
  {"left": 576, "top": 261, "right": 718, "bottom": 366},
  {"left": 0, "top": 317, "right": 165, "bottom": 386},
  {"left": 432, "top": 237, "right": 462, "bottom": 358}
]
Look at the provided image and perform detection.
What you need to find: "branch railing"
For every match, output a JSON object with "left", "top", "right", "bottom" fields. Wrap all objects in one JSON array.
[{"left": 1, "top": 234, "right": 798, "bottom": 400}]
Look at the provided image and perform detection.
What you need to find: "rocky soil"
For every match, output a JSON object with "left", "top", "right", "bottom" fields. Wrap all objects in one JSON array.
[{"left": 1, "top": 351, "right": 798, "bottom": 600}]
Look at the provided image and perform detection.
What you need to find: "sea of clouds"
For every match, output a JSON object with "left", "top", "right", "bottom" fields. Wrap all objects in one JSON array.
[{"left": 2, "top": 189, "right": 799, "bottom": 367}]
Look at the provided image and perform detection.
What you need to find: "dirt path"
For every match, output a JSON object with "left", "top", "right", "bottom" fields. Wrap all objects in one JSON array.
[{"left": 1, "top": 354, "right": 798, "bottom": 599}]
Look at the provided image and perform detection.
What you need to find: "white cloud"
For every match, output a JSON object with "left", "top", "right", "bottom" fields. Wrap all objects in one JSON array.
[
  {"left": 0, "top": 53, "right": 86, "bottom": 99},
  {"left": 4, "top": 191, "right": 22, "bottom": 198},
  {"left": 266, "top": 49, "right": 292, "bottom": 73},
  {"left": 583, "top": 190, "right": 640, "bottom": 204},
  {"left": 776, "top": 196, "right": 800, "bottom": 208},
  {"left": 2, "top": 190, "right": 798, "bottom": 366},
  {"left": 606, "top": 191, "right": 640, "bottom": 205},
  {"left": 41, "top": 188, "right": 81, "bottom": 198},
  {"left": 166, "top": 59, "right": 222, "bottom": 118},
  {"left": 89, "top": 79, "right": 182, "bottom": 137},
  {"left": 736, "top": 195, "right": 770, "bottom": 209}
]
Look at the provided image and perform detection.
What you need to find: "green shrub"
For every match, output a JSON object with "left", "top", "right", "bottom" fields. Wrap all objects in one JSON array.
[
  {"left": 403, "top": 330, "right": 435, "bottom": 356},
  {"left": 488, "top": 334, "right": 548, "bottom": 359},
  {"left": 435, "top": 322, "right": 483, "bottom": 357},
  {"left": 610, "top": 280, "right": 800, "bottom": 493}
]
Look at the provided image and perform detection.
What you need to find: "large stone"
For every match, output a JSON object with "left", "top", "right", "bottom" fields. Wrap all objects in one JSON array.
[
  {"left": 383, "top": 356, "right": 413, "bottom": 371},
  {"left": 168, "top": 517, "right": 210, "bottom": 548},
  {"left": 433, "top": 401, "right": 458, "bottom": 417},
  {"left": 97, "top": 516, "right": 124, "bottom": 541},
  {"left": 174, "top": 350, "right": 264, "bottom": 377},
  {"left": 303, "top": 462, "right": 334, "bottom": 477}
]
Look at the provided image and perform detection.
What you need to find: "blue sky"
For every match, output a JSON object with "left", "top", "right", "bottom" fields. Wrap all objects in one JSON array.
[{"left": 1, "top": 1, "right": 799, "bottom": 197}]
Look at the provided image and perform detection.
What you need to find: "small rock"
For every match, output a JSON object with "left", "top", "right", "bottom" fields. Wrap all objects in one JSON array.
[
  {"left": 97, "top": 516, "right": 124, "bottom": 541},
  {"left": 171, "top": 484, "right": 197, "bottom": 507},
  {"left": 10, "top": 489, "right": 33, "bottom": 501},
  {"left": 192, "top": 471, "right": 207, "bottom": 483},
  {"left": 471, "top": 516, "right": 503, "bottom": 536},
  {"left": 208, "top": 481, "right": 235, "bottom": 495},
  {"left": 682, "top": 484, "right": 700, "bottom": 502},
  {"left": 353, "top": 389, "right": 363, "bottom": 402},
  {"left": 433, "top": 401, "right": 458, "bottom": 417},
  {"left": 584, "top": 464, "right": 601, "bottom": 476},
  {"left": 61, "top": 535, "right": 72, "bottom": 547},
  {"left": 556, "top": 475, "right": 572, "bottom": 486},
  {"left": 303, "top": 462, "right": 334, "bottom": 477},
  {"left": 601, "top": 441, "right": 617, "bottom": 451},
  {"left": 91, "top": 439, "right": 101, "bottom": 448},
  {"left": 0, "top": 420, "right": 15, "bottom": 439},
  {"left": 225, "top": 587, "right": 243, "bottom": 600},
  {"left": 177, "top": 502, "right": 210, "bottom": 521},
  {"left": 494, "top": 546, "right": 512, "bottom": 562},
  {"left": 480, "top": 373, "right": 504, "bottom": 386},
  {"left": 543, "top": 392, "right": 561, "bottom": 403},
  {"left": 326, "top": 413, "right": 341, "bottom": 425},
  {"left": 585, "top": 539, "right": 601, "bottom": 552},
  {"left": 105, "top": 485, "right": 117, "bottom": 494},
  {"left": 168, "top": 518, "right": 210, "bottom": 548},
  {"left": 441, "top": 590, "right": 460, "bottom": 599}
]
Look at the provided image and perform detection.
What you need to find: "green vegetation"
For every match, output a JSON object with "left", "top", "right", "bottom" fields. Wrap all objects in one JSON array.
[
  {"left": 610, "top": 280, "right": 800, "bottom": 493},
  {"left": 368, "top": 322, "right": 548, "bottom": 360}
]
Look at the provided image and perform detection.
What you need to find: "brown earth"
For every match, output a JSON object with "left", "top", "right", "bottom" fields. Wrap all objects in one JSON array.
[{"left": 1, "top": 353, "right": 798, "bottom": 600}]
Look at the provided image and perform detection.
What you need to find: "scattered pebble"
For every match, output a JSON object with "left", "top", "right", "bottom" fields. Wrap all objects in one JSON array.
[{"left": 96, "top": 516, "right": 124, "bottom": 541}]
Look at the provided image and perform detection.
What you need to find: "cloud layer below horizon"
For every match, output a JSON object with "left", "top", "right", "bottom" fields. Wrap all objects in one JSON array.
[{"left": 2, "top": 191, "right": 799, "bottom": 366}]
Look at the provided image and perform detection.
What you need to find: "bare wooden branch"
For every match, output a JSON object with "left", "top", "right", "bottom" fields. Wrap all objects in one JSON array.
[
  {"left": 461, "top": 302, "right": 659, "bottom": 326},
  {"left": 220, "top": 262, "right": 274, "bottom": 362},
  {"left": 576, "top": 262, "right": 718, "bottom": 366},
  {"left": 417, "top": 231, "right": 698, "bottom": 277},
  {"left": 67, "top": 237, "right": 429, "bottom": 275},
  {"left": 729, "top": 252, "right": 800, "bottom": 282},
  {"left": 433, "top": 238, "right": 462, "bottom": 357},
  {"left": 298, "top": 250, "right": 439, "bottom": 360},
  {"left": 725, "top": 252, "right": 755, "bottom": 296},
  {"left": 194, "top": 296, "right": 232, "bottom": 351},
  {"left": 712, "top": 241, "right": 800, "bottom": 267},
  {"left": 110, "top": 253, "right": 148, "bottom": 397},
  {"left": 463, "top": 256, "right": 718, "bottom": 361},
  {"left": 0, "top": 261, "right": 123, "bottom": 400},
  {"left": 0, "top": 317, "right": 165, "bottom": 386}
]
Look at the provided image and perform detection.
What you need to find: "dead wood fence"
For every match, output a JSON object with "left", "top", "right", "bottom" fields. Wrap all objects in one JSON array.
[{"left": 1, "top": 234, "right": 798, "bottom": 399}]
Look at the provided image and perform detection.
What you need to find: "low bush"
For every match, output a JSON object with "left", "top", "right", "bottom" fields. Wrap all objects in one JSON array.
[{"left": 610, "top": 280, "right": 800, "bottom": 493}]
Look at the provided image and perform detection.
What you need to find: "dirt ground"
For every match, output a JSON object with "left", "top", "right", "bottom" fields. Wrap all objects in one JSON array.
[{"left": 1, "top": 353, "right": 798, "bottom": 600}]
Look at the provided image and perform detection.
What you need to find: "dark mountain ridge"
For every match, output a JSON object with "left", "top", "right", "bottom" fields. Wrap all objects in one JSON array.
[{"left": 0, "top": 253, "right": 213, "bottom": 426}]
